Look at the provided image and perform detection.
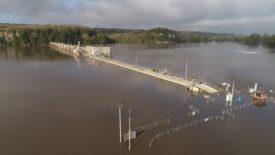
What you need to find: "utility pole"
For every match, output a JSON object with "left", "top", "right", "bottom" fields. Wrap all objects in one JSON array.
[
  {"left": 185, "top": 60, "right": 188, "bottom": 80},
  {"left": 254, "top": 83, "right": 258, "bottom": 92},
  {"left": 135, "top": 52, "right": 138, "bottom": 66},
  {"left": 230, "top": 81, "right": 235, "bottom": 107},
  {"left": 128, "top": 108, "right": 131, "bottom": 151},
  {"left": 118, "top": 104, "right": 123, "bottom": 143}
]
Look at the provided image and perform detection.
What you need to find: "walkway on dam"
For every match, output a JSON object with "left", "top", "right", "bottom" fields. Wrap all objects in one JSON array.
[{"left": 86, "top": 55, "right": 218, "bottom": 94}]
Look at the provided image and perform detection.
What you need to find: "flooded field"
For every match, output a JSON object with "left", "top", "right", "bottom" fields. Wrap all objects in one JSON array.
[{"left": 0, "top": 42, "right": 275, "bottom": 155}]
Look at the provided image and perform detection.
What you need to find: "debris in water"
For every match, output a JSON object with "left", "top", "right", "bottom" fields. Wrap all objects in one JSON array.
[{"left": 203, "top": 95, "right": 210, "bottom": 99}]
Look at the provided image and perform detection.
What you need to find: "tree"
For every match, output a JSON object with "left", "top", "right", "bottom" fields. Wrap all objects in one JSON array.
[
  {"left": 247, "top": 33, "right": 261, "bottom": 46},
  {"left": 0, "top": 36, "right": 7, "bottom": 47},
  {"left": 12, "top": 35, "right": 21, "bottom": 47},
  {"left": 82, "top": 33, "right": 90, "bottom": 45}
]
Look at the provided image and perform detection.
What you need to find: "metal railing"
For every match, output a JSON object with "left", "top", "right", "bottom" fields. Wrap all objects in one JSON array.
[
  {"left": 133, "top": 118, "right": 170, "bottom": 133},
  {"left": 222, "top": 102, "right": 254, "bottom": 114},
  {"left": 149, "top": 115, "right": 224, "bottom": 147}
]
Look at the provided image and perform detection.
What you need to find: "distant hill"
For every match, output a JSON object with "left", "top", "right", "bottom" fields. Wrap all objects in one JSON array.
[
  {"left": 105, "top": 27, "right": 235, "bottom": 44},
  {"left": 1, "top": 23, "right": 275, "bottom": 48},
  {"left": 90, "top": 28, "right": 235, "bottom": 44},
  {"left": 179, "top": 31, "right": 234, "bottom": 36},
  {"left": 107, "top": 27, "right": 181, "bottom": 44}
]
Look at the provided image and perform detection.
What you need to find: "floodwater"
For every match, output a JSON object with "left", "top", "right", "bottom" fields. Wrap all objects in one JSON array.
[{"left": 0, "top": 42, "right": 275, "bottom": 155}]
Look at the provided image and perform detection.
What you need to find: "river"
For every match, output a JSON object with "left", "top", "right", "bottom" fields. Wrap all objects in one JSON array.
[{"left": 0, "top": 42, "right": 275, "bottom": 155}]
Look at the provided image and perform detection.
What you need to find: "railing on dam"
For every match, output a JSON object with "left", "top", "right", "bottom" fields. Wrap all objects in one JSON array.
[{"left": 149, "top": 115, "right": 225, "bottom": 147}]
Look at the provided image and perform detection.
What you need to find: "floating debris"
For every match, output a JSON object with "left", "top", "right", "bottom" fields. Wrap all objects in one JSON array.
[{"left": 203, "top": 95, "right": 210, "bottom": 99}]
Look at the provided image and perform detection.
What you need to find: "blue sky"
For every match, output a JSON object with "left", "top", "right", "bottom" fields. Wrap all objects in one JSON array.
[{"left": 1, "top": 0, "right": 275, "bottom": 34}]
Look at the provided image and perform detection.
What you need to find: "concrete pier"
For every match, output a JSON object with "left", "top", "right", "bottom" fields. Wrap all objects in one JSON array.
[{"left": 50, "top": 42, "right": 218, "bottom": 94}]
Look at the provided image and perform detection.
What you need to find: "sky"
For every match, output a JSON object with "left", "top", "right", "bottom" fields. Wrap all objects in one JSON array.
[{"left": 1, "top": 0, "right": 275, "bottom": 34}]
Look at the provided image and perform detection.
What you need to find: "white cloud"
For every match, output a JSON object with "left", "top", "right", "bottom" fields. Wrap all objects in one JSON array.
[{"left": 1, "top": 0, "right": 275, "bottom": 34}]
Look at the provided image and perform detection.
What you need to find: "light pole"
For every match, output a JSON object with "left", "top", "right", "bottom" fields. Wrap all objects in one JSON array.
[
  {"left": 230, "top": 81, "right": 235, "bottom": 107},
  {"left": 118, "top": 104, "right": 123, "bottom": 143},
  {"left": 185, "top": 60, "right": 188, "bottom": 80},
  {"left": 128, "top": 108, "right": 131, "bottom": 151},
  {"left": 135, "top": 52, "right": 138, "bottom": 66}
]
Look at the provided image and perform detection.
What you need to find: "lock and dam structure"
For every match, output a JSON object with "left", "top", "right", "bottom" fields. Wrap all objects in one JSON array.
[{"left": 50, "top": 42, "right": 219, "bottom": 94}]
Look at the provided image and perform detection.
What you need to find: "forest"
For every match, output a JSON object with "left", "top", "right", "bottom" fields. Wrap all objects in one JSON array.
[
  {"left": 1, "top": 24, "right": 275, "bottom": 48},
  {"left": 0, "top": 24, "right": 114, "bottom": 47}
]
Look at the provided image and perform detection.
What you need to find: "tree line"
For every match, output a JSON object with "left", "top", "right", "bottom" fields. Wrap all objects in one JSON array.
[
  {"left": 108, "top": 28, "right": 181, "bottom": 44},
  {"left": 210, "top": 33, "right": 275, "bottom": 47},
  {"left": 108, "top": 28, "right": 275, "bottom": 47},
  {"left": 0, "top": 24, "right": 114, "bottom": 47},
  {"left": 1, "top": 24, "right": 275, "bottom": 48}
]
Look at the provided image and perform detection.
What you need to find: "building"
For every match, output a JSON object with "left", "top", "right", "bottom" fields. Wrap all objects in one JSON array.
[
  {"left": 252, "top": 91, "right": 268, "bottom": 102},
  {"left": 84, "top": 46, "right": 111, "bottom": 58}
]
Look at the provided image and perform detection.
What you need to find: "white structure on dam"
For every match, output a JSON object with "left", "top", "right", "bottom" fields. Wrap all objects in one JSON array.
[
  {"left": 50, "top": 42, "right": 111, "bottom": 58},
  {"left": 83, "top": 46, "right": 111, "bottom": 57}
]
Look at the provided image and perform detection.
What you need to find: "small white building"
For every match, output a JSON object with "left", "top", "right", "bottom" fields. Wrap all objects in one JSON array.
[{"left": 85, "top": 46, "right": 111, "bottom": 57}]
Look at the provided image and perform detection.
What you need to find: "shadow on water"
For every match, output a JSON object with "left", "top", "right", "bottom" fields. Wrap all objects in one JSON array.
[
  {"left": 253, "top": 100, "right": 267, "bottom": 107},
  {"left": 268, "top": 48, "right": 275, "bottom": 54}
]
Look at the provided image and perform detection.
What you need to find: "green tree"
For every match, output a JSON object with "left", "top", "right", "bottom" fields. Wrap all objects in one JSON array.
[
  {"left": 0, "top": 36, "right": 7, "bottom": 47},
  {"left": 247, "top": 33, "right": 261, "bottom": 46},
  {"left": 12, "top": 35, "right": 21, "bottom": 47}
]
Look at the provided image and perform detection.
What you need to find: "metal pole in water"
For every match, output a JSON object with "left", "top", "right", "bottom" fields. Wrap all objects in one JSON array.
[
  {"left": 128, "top": 108, "right": 131, "bottom": 151},
  {"left": 230, "top": 81, "right": 235, "bottom": 107},
  {"left": 135, "top": 52, "right": 138, "bottom": 66},
  {"left": 185, "top": 60, "right": 188, "bottom": 80},
  {"left": 227, "top": 113, "right": 230, "bottom": 128},
  {"left": 118, "top": 104, "right": 123, "bottom": 143},
  {"left": 254, "top": 83, "right": 258, "bottom": 92}
]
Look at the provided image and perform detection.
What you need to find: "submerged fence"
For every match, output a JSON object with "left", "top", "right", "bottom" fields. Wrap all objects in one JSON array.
[
  {"left": 222, "top": 102, "right": 254, "bottom": 114},
  {"left": 268, "top": 97, "right": 275, "bottom": 104},
  {"left": 134, "top": 118, "right": 170, "bottom": 133},
  {"left": 223, "top": 97, "right": 275, "bottom": 114},
  {"left": 148, "top": 97, "right": 275, "bottom": 148},
  {"left": 149, "top": 115, "right": 224, "bottom": 147}
]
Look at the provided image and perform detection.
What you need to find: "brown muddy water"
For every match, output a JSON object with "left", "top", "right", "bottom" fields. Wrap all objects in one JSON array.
[{"left": 0, "top": 43, "right": 275, "bottom": 155}]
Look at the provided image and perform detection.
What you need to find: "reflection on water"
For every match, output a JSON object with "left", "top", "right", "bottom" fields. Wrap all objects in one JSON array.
[
  {"left": 111, "top": 42, "right": 275, "bottom": 90},
  {"left": 268, "top": 48, "right": 275, "bottom": 54},
  {"left": 253, "top": 100, "right": 267, "bottom": 107},
  {"left": 0, "top": 43, "right": 275, "bottom": 155},
  {"left": 0, "top": 46, "right": 70, "bottom": 60}
]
